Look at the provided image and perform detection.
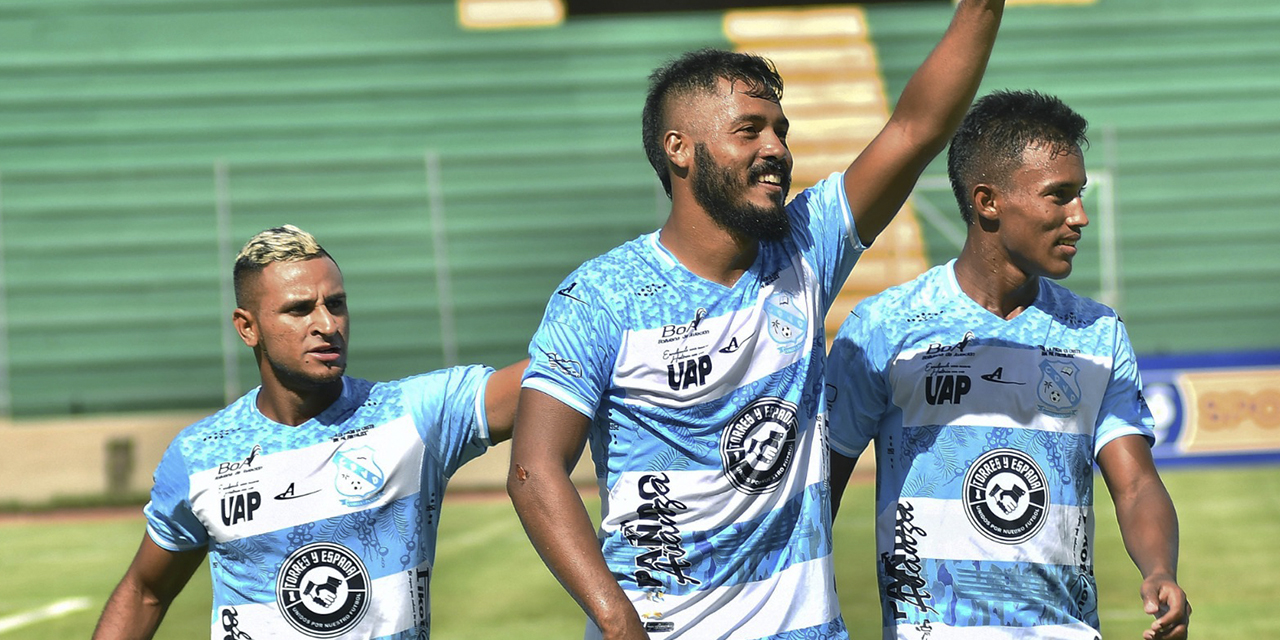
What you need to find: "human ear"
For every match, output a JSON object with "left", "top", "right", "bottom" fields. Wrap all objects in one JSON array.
[
  {"left": 973, "top": 184, "right": 999, "bottom": 223},
  {"left": 665, "top": 131, "right": 692, "bottom": 172},
  {"left": 233, "top": 307, "right": 259, "bottom": 348}
]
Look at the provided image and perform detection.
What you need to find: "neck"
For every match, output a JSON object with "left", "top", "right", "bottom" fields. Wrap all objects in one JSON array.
[
  {"left": 659, "top": 195, "right": 759, "bottom": 286},
  {"left": 255, "top": 372, "right": 343, "bottom": 426},
  {"left": 954, "top": 240, "right": 1039, "bottom": 320}
]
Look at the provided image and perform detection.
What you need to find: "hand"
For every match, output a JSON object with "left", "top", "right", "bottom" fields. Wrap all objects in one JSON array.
[{"left": 1140, "top": 573, "right": 1190, "bottom": 640}]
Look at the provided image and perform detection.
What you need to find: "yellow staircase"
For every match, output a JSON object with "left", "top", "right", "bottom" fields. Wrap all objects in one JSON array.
[{"left": 723, "top": 7, "right": 930, "bottom": 341}]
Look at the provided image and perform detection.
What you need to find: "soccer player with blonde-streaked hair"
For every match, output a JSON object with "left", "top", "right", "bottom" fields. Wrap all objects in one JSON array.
[{"left": 94, "top": 224, "right": 527, "bottom": 640}]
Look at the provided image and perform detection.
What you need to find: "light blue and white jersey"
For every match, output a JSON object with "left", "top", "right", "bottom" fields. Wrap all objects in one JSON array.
[
  {"left": 145, "top": 366, "right": 493, "bottom": 640},
  {"left": 524, "top": 172, "right": 863, "bottom": 640},
  {"left": 827, "top": 261, "right": 1154, "bottom": 640}
]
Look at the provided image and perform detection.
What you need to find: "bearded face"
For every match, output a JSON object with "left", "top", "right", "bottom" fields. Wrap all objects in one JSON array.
[{"left": 692, "top": 142, "right": 792, "bottom": 243}]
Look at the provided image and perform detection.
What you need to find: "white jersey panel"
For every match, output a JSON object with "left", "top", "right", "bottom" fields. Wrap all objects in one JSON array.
[
  {"left": 887, "top": 620, "right": 1100, "bottom": 640},
  {"left": 190, "top": 415, "right": 426, "bottom": 542},
  {"left": 613, "top": 256, "right": 813, "bottom": 410},
  {"left": 584, "top": 557, "right": 842, "bottom": 640},
  {"left": 212, "top": 559, "right": 432, "bottom": 639},
  {"left": 876, "top": 497, "right": 1091, "bottom": 567}
]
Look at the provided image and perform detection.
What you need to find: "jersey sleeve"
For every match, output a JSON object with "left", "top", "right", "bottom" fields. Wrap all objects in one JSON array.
[
  {"left": 1094, "top": 319, "right": 1156, "bottom": 455},
  {"left": 522, "top": 271, "right": 620, "bottom": 419},
  {"left": 405, "top": 364, "right": 494, "bottom": 477},
  {"left": 786, "top": 171, "right": 866, "bottom": 314},
  {"left": 143, "top": 441, "right": 208, "bottom": 552},
  {"left": 826, "top": 300, "right": 892, "bottom": 459}
]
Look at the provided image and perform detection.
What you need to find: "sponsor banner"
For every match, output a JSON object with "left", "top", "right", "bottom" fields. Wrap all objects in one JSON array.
[{"left": 1140, "top": 351, "right": 1280, "bottom": 465}]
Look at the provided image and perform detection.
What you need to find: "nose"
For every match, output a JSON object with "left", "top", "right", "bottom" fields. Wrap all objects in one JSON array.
[
  {"left": 312, "top": 307, "right": 338, "bottom": 336},
  {"left": 760, "top": 129, "right": 790, "bottom": 162},
  {"left": 1067, "top": 198, "right": 1089, "bottom": 229}
]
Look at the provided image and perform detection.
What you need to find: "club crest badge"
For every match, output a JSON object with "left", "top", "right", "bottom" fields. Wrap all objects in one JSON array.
[
  {"left": 763, "top": 290, "right": 807, "bottom": 354},
  {"left": 1037, "top": 358, "right": 1082, "bottom": 417},
  {"left": 333, "top": 445, "right": 385, "bottom": 507}
]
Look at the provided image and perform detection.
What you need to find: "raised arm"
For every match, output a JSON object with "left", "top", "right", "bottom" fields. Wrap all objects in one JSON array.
[
  {"left": 92, "top": 535, "right": 206, "bottom": 640},
  {"left": 482, "top": 358, "right": 528, "bottom": 444},
  {"left": 507, "top": 389, "right": 646, "bottom": 640},
  {"left": 844, "top": 0, "right": 1005, "bottom": 245},
  {"left": 1096, "top": 435, "right": 1190, "bottom": 640}
]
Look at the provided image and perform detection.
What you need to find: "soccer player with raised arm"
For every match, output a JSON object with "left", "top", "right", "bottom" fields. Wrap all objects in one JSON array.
[
  {"left": 506, "top": 3, "right": 1005, "bottom": 639},
  {"left": 827, "top": 91, "right": 1190, "bottom": 640}
]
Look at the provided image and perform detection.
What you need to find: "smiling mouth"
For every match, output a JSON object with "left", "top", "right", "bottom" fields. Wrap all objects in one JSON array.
[{"left": 756, "top": 173, "right": 783, "bottom": 187}]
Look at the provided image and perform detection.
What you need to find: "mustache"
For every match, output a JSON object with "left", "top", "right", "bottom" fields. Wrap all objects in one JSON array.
[{"left": 749, "top": 159, "right": 791, "bottom": 186}]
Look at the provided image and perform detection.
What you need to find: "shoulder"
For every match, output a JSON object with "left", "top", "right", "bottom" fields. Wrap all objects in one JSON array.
[
  {"left": 164, "top": 391, "right": 262, "bottom": 468},
  {"left": 1038, "top": 280, "right": 1120, "bottom": 327},
  {"left": 785, "top": 171, "right": 846, "bottom": 217},
  {"left": 389, "top": 365, "right": 490, "bottom": 392},
  {"left": 850, "top": 265, "right": 949, "bottom": 328},
  {"left": 545, "top": 235, "right": 660, "bottom": 318}
]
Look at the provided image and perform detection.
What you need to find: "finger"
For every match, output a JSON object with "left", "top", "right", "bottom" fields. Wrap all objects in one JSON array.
[
  {"left": 1140, "top": 583, "right": 1161, "bottom": 615},
  {"left": 1154, "top": 591, "right": 1188, "bottom": 628}
]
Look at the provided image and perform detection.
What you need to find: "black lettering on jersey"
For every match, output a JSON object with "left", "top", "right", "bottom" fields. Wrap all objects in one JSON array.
[
  {"left": 622, "top": 473, "right": 701, "bottom": 587},
  {"left": 882, "top": 502, "right": 937, "bottom": 620},
  {"left": 667, "top": 355, "right": 713, "bottom": 390},
  {"left": 221, "top": 491, "right": 262, "bottom": 526},
  {"left": 924, "top": 374, "right": 971, "bottom": 405},
  {"left": 221, "top": 607, "right": 253, "bottom": 640}
]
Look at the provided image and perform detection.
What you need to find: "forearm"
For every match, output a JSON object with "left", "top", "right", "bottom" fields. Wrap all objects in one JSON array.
[
  {"left": 92, "top": 579, "right": 166, "bottom": 640},
  {"left": 1115, "top": 479, "right": 1180, "bottom": 579},
  {"left": 892, "top": 0, "right": 1005, "bottom": 147},
  {"left": 508, "top": 466, "right": 644, "bottom": 638}
]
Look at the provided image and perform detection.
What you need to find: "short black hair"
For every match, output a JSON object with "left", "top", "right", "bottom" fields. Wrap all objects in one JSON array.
[
  {"left": 947, "top": 90, "right": 1089, "bottom": 224},
  {"left": 642, "top": 48, "right": 784, "bottom": 198}
]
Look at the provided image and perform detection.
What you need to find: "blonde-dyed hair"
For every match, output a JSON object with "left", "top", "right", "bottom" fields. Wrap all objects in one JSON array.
[{"left": 233, "top": 224, "right": 334, "bottom": 308}]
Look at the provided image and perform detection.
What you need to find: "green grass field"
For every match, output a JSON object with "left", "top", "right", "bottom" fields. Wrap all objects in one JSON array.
[{"left": 2, "top": 465, "right": 1277, "bottom": 639}]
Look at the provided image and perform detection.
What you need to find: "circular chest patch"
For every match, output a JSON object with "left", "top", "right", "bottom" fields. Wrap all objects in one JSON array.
[
  {"left": 963, "top": 448, "right": 1050, "bottom": 544},
  {"left": 277, "top": 542, "right": 370, "bottom": 637},
  {"left": 720, "top": 397, "right": 799, "bottom": 494}
]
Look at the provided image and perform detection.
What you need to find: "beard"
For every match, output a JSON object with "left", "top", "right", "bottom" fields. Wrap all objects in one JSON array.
[{"left": 692, "top": 143, "right": 791, "bottom": 243}]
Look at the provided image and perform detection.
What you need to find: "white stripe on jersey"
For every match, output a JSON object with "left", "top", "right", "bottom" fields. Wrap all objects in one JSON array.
[
  {"left": 189, "top": 416, "right": 426, "bottom": 542},
  {"left": 887, "top": 620, "right": 1099, "bottom": 640},
  {"left": 599, "top": 419, "right": 825, "bottom": 536},
  {"left": 891, "top": 346, "right": 1112, "bottom": 435},
  {"left": 211, "top": 559, "right": 431, "bottom": 638},
  {"left": 612, "top": 255, "right": 814, "bottom": 410},
  {"left": 876, "top": 498, "right": 1093, "bottom": 567},
  {"left": 585, "top": 557, "right": 839, "bottom": 640}
]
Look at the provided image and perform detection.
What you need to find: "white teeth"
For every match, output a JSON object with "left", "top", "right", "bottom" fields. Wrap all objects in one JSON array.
[{"left": 758, "top": 174, "right": 781, "bottom": 185}]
